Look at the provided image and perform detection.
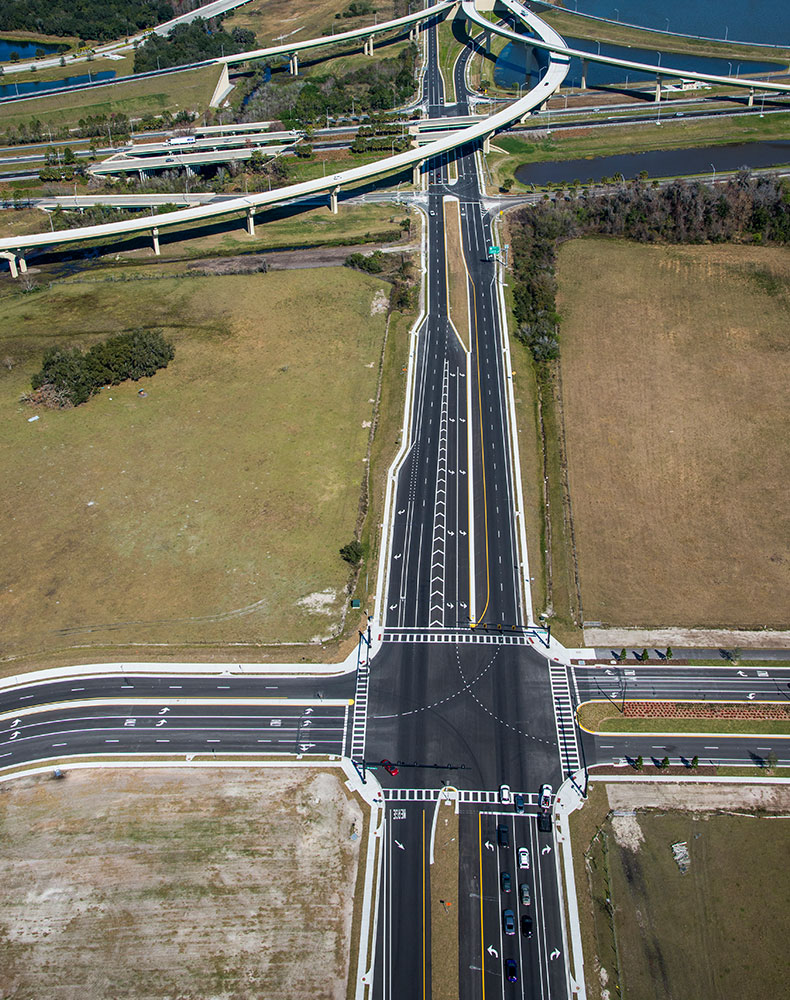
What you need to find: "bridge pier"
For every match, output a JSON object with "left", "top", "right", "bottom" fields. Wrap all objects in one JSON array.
[
  {"left": 655, "top": 76, "right": 662, "bottom": 102},
  {"left": 330, "top": 186, "right": 340, "bottom": 214},
  {"left": 580, "top": 59, "right": 587, "bottom": 89},
  {"left": 409, "top": 25, "right": 417, "bottom": 41},
  {"left": 364, "top": 36, "right": 373, "bottom": 56},
  {"left": 748, "top": 87, "right": 754, "bottom": 107},
  {"left": 482, "top": 134, "right": 491, "bottom": 154},
  {"left": 412, "top": 158, "right": 425, "bottom": 186},
  {"left": 289, "top": 52, "right": 299, "bottom": 75},
  {"left": 18, "top": 254, "right": 27, "bottom": 274},
  {"left": 484, "top": 30, "right": 491, "bottom": 54},
  {"left": 1, "top": 252, "right": 19, "bottom": 278},
  {"left": 151, "top": 227, "right": 160, "bottom": 256},
  {"left": 246, "top": 207, "right": 255, "bottom": 236}
]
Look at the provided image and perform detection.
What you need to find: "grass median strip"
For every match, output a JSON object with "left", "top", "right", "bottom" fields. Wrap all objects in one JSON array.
[
  {"left": 430, "top": 800, "right": 459, "bottom": 1000},
  {"left": 443, "top": 196, "right": 470, "bottom": 350},
  {"left": 578, "top": 700, "right": 790, "bottom": 736}
]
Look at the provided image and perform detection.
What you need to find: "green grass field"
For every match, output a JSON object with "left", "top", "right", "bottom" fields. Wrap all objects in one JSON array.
[
  {"left": 572, "top": 787, "right": 790, "bottom": 999},
  {"left": 0, "top": 64, "right": 221, "bottom": 130},
  {"left": 0, "top": 265, "right": 394, "bottom": 668}
]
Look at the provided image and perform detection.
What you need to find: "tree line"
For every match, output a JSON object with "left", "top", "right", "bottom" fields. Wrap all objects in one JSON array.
[
  {"left": 0, "top": 0, "right": 173, "bottom": 42},
  {"left": 133, "top": 18, "right": 256, "bottom": 72},
  {"left": 510, "top": 171, "right": 790, "bottom": 364}
]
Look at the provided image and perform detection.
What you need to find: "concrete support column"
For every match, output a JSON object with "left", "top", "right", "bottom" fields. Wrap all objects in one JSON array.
[
  {"left": 364, "top": 37, "right": 373, "bottom": 56},
  {"left": 748, "top": 87, "right": 754, "bottom": 107},
  {"left": 152, "top": 227, "right": 160, "bottom": 256},
  {"left": 580, "top": 59, "right": 587, "bottom": 89},
  {"left": 655, "top": 76, "right": 662, "bottom": 102},
  {"left": 330, "top": 186, "right": 339, "bottom": 214},
  {"left": 483, "top": 134, "right": 491, "bottom": 154},
  {"left": 412, "top": 158, "right": 425, "bottom": 186},
  {"left": 3, "top": 254, "right": 18, "bottom": 278},
  {"left": 409, "top": 26, "right": 417, "bottom": 41},
  {"left": 289, "top": 53, "right": 299, "bottom": 76},
  {"left": 18, "top": 255, "right": 27, "bottom": 274},
  {"left": 246, "top": 207, "right": 255, "bottom": 236}
]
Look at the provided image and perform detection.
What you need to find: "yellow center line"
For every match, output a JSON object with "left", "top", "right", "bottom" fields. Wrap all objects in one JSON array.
[
  {"left": 478, "top": 811, "right": 486, "bottom": 1000},
  {"left": 469, "top": 272, "right": 492, "bottom": 625}
]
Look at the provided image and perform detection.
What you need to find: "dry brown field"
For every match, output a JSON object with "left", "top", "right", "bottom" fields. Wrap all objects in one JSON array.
[
  {"left": 0, "top": 767, "right": 365, "bottom": 1000},
  {"left": 556, "top": 238, "right": 790, "bottom": 628},
  {"left": 444, "top": 195, "right": 470, "bottom": 349}
]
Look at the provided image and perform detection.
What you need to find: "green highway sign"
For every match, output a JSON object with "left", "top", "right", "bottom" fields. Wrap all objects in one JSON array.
[{"left": 488, "top": 245, "right": 500, "bottom": 254}]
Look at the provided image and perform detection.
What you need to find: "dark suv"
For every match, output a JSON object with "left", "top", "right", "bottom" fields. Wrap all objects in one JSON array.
[{"left": 497, "top": 823, "right": 510, "bottom": 847}]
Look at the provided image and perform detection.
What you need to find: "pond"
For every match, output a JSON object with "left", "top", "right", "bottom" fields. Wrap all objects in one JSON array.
[
  {"left": 0, "top": 70, "right": 115, "bottom": 101},
  {"left": 513, "top": 140, "right": 790, "bottom": 186},
  {"left": 0, "top": 37, "right": 63, "bottom": 62}
]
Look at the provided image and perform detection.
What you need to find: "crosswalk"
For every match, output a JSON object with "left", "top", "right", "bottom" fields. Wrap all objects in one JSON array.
[
  {"left": 383, "top": 787, "right": 539, "bottom": 805},
  {"left": 382, "top": 628, "right": 540, "bottom": 646},
  {"left": 549, "top": 663, "right": 581, "bottom": 778},
  {"left": 349, "top": 664, "right": 370, "bottom": 762}
]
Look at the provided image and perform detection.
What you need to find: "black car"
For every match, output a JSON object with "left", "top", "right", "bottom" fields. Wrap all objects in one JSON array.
[
  {"left": 505, "top": 958, "right": 518, "bottom": 983},
  {"left": 514, "top": 793, "right": 525, "bottom": 814},
  {"left": 521, "top": 914, "right": 533, "bottom": 938},
  {"left": 500, "top": 871, "right": 511, "bottom": 893},
  {"left": 538, "top": 812, "right": 552, "bottom": 833},
  {"left": 503, "top": 909, "right": 516, "bottom": 935},
  {"left": 497, "top": 823, "right": 510, "bottom": 847}
]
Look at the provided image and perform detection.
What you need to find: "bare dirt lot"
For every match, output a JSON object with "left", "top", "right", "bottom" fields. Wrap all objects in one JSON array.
[
  {"left": 0, "top": 767, "right": 365, "bottom": 1000},
  {"left": 571, "top": 781, "right": 790, "bottom": 1000},
  {"left": 556, "top": 239, "right": 790, "bottom": 629}
]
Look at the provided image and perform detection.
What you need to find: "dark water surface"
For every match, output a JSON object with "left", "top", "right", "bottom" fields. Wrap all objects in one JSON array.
[
  {"left": 514, "top": 140, "right": 790, "bottom": 185},
  {"left": 0, "top": 37, "right": 61, "bottom": 61},
  {"left": 0, "top": 71, "right": 115, "bottom": 100}
]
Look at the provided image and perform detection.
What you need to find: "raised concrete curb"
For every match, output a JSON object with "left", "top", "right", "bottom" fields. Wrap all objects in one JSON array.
[{"left": 553, "top": 772, "right": 588, "bottom": 999}]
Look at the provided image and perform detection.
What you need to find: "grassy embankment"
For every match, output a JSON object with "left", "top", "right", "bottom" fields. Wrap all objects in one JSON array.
[
  {"left": 501, "top": 257, "right": 581, "bottom": 646},
  {"left": 570, "top": 787, "right": 790, "bottom": 1000},
  {"left": 443, "top": 197, "right": 469, "bottom": 349},
  {"left": 486, "top": 110, "right": 790, "bottom": 190},
  {"left": 0, "top": 52, "right": 134, "bottom": 87},
  {"left": 555, "top": 239, "right": 790, "bottom": 629},
  {"left": 0, "top": 234, "right": 416, "bottom": 669},
  {"left": 0, "top": 64, "right": 222, "bottom": 131},
  {"left": 578, "top": 701, "right": 790, "bottom": 736},
  {"left": 225, "top": 0, "right": 404, "bottom": 48}
]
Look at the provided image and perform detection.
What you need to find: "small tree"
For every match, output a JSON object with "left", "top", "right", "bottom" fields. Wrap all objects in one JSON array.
[
  {"left": 60, "top": 55, "right": 66, "bottom": 67},
  {"left": 620, "top": 648, "right": 627, "bottom": 661},
  {"left": 641, "top": 648, "right": 650, "bottom": 661},
  {"left": 766, "top": 751, "right": 779, "bottom": 772},
  {"left": 666, "top": 646, "right": 673, "bottom": 659},
  {"left": 660, "top": 756, "right": 670, "bottom": 770},
  {"left": 634, "top": 755, "right": 643, "bottom": 771},
  {"left": 340, "top": 540, "right": 363, "bottom": 565},
  {"left": 501, "top": 177, "right": 514, "bottom": 192},
  {"left": 691, "top": 755, "right": 699, "bottom": 769}
]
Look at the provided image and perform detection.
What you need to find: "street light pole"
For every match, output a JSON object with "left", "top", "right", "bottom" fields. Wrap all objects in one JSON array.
[{"left": 710, "top": 162, "right": 716, "bottom": 186}]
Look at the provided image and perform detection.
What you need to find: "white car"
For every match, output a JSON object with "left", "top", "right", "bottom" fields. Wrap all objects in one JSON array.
[
  {"left": 518, "top": 847, "right": 530, "bottom": 870},
  {"left": 539, "top": 783, "right": 553, "bottom": 812},
  {"left": 499, "top": 783, "right": 512, "bottom": 805}
]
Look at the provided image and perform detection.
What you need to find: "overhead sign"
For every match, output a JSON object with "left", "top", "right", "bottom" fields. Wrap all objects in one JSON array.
[{"left": 488, "top": 245, "right": 500, "bottom": 254}]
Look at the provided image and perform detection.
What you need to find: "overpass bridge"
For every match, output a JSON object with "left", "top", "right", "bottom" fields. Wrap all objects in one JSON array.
[{"left": 2, "top": 0, "right": 790, "bottom": 275}]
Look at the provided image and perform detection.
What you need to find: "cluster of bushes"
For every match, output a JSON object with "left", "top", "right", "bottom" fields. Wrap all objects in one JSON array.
[
  {"left": 337, "top": 0, "right": 375, "bottom": 17},
  {"left": 345, "top": 246, "right": 416, "bottom": 312},
  {"left": 133, "top": 18, "right": 256, "bottom": 72},
  {"left": 0, "top": 110, "right": 194, "bottom": 147},
  {"left": 350, "top": 133, "right": 409, "bottom": 154},
  {"left": 0, "top": 0, "right": 171, "bottom": 42},
  {"left": 510, "top": 171, "right": 790, "bottom": 364},
  {"left": 29, "top": 329, "right": 175, "bottom": 408},
  {"left": 77, "top": 111, "right": 132, "bottom": 139},
  {"left": 345, "top": 250, "right": 385, "bottom": 273}
]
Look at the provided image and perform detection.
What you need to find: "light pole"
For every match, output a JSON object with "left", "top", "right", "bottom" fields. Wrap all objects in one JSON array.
[
  {"left": 725, "top": 25, "right": 729, "bottom": 41},
  {"left": 710, "top": 162, "right": 716, "bottom": 185},
  {"left": 760, "top": 93, "right": 766, "bottom": 117},
  {"left": 727, "top": 61, "right": 732, "bottom": 76},
  {"left": 665, "top": 17, "right": 669, "bottom": 32},
  {"left": 614, "top": 8, "right": 618, "bottom": 21}
]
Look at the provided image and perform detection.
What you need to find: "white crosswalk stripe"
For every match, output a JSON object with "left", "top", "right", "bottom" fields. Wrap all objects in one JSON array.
[
  {"left": 381, "top": 628, "right": 547, "bottom": 646},
  {"left": 383, "top": 787, "right": 540, "bottom": 804},
  {"left": 549, "top": 663, "right": 581, "bottom": 778},
  {"left": 350, "top": 665, "right": 369, "bottom": 762}
]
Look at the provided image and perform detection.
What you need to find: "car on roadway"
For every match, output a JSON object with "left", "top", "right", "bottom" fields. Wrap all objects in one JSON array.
[
  {"left": 518, "top": 847, "right": 530, "bottom": 869},
  {"left": 429, "top": 209, "right": 436, "bottom": 216},
  {"left": 502, "top": 909, "right": 515, "bottom": 935},
  {"left": 539, "top": 783, "right": 553, "bottom": 811},
  {"left": 380, "top": 759, "right": 399, "bottom": 776},
  {"left": 514, "top": 793, "right": 525, "bottom": 813},
  {"left": 499, "top": 783, "right": 512, "bottom": 805},
  {"left": 521, "top": 914, "right": 533, "bottom": 938},
  {"left": 497, "top": 823, "right": 510, "bottom": 848},
  {"left": 505, "top": 958, "right": 518, "bottom": 983},
  {"left": 538, "top": 812, "right": 552, "bottom": 833},
  {"left": 520, "top": 882, "right": 531, "bottom": 906},
  {"left": 500, "top": 871, "right": 511, "bottom": 893}
]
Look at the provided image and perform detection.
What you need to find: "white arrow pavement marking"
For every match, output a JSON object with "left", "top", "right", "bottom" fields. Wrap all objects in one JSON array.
[
  {"left": 155, "top": 719, "right": 167, "bottom": 727},
  {"left": 550, "top": 949, "right": 561, "bottom": 961},
  {"left": 738, "top": 670, "right": 747, "bottom": 677},
  {"left": 398, "top": 509, "right": 405, "bottom": 514},
  {"left": 484, "top": 840, "right": 494, "bottom": 851},
  {"left": 394, "top": 553, "right": 402, "bottom": 559},
  {"left": 541, "top": 845, "right": 551, "bottom": 855},
  {"left": 302, "top": 719, "right": 312, "bottom": 727},
  {"left": 299, "top": 743, "right": 315, "bottom": 752},
  {"left": 487, "top": 945, "right": 499, "bottom": 958},
  {"left": 459, "top": 530, "right": 467, "bottom": 536},
  {"left": 748, "top": 692, "right": 756, "bottom": 700},
  {"left": 9, "top": 731, "right": 20, "bottom": 740},
  {"left": 158, "top": 707, "right": 170, "bottom": 715},
  {"left": 394, "top": 840, "right": 405, "bottom": 851},
  {"left": 390, "top": 604, "right": 398, "bottom": 610},
  {"left": 304, "top": 708, "right": 314, "bottom": 715},
  {"left": 10, "top": 718, "right": 21, "bottom": 728}
]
